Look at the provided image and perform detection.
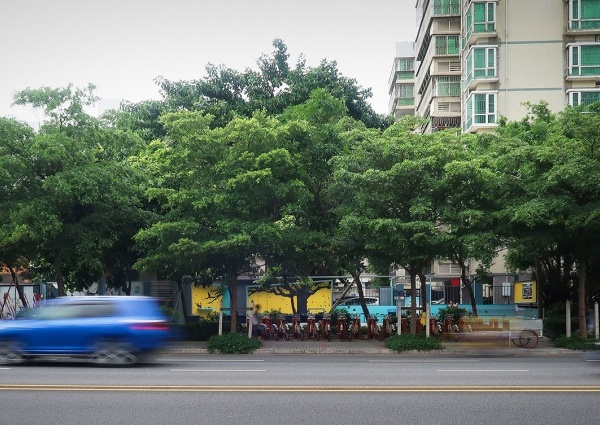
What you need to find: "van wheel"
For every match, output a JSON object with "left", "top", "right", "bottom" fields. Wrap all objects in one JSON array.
[
  {"left": 0, "top": 340, "right": 23, "bottom": 365},
  {"left": 90, "top": 340, "right": 137, "bottom": 365}
]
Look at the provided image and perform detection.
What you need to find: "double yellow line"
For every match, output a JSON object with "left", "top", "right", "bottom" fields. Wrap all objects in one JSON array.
[{"left": 1, "top": 385, "right": 600, "bottom": 392}]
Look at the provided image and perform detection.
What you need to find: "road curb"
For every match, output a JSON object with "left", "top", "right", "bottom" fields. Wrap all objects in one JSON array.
[{"left": 165, "top": 342, "right": 580, "bottom": 356}]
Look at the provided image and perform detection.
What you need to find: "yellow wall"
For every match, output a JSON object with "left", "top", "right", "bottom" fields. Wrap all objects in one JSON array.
[
  {"left": 191, "top": 284, "right": 223, "bottom": 317},
  {"left": 191, "top": 283, "right": 332, "bottom": 316},
  {"left": 248, "top": 286, "right": 332, "bottom": 314}
]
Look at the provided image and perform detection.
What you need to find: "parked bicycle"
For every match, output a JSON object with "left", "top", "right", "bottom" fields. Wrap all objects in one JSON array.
[
  {"left": 348, "top": 315, "right": 361, "bottom": 341},
  {"left": 319, "top": 314, "right": 332, "bottom": 341},
  {"left": 290, "top": 314, "right": 304, "bottom": 340},
  {"left": 275, "top": 315, "right": 290, "bottom": 341},
  {"left": 510, "top": 329, "right": 539, "bottom": 349}
]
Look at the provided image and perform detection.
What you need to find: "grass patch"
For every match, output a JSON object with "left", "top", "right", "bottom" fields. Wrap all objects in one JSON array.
[
  {"left": 384, "top": 333, "right": 443, "bottom": 352},
  {"left": 206, "top": 332, "right": 262, "bottom": 354}
]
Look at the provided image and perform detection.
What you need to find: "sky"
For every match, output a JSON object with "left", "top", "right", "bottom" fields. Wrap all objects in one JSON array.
[{"left": 0, "top": 0, "right": 417, "bottom": 126}]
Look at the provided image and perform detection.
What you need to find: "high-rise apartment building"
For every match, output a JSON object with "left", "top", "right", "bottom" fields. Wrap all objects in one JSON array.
[
  {"left": 395, "top": 0, "right": 600, "bottom": 134},
  {"left": 388, "top": 42, "right": 416, "bottom": 118}
]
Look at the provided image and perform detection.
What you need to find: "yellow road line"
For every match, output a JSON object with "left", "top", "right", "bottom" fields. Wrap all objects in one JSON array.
[{"left": 1, "top": 385, "right": 600, "bottom": 392}]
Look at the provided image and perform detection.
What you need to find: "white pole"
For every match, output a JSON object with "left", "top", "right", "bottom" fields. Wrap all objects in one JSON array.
[
  {"left": 566, "top": 300, "right": 571, "bottom": 338},
  {"left": 425, "top": 303, "right": 430, "bottom": 337},
  {"left": 595, "top": 301, "right": 599, "bottom": 340},
  {"left": 426, "top": 274, "right": 433, "bottom": 338},
  {"left": 218, "top": 298, "right": 223, "bottom": 336},
  {"left": 248, "top": 301, "right": 254, "bottom": 338},
  {"left": 396, "top": 298, "right": 402, "bottom": 335},
  {"left": 218, "top": 311, "right": 223, "bottom": 336}
]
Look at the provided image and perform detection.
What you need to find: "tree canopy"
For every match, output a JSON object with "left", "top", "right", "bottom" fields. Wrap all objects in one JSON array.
[{"left": 3, "top": 42, "right": 600, "bottom": 338}]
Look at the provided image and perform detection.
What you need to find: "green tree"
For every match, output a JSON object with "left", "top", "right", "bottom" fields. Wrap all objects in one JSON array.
[
  {"left": 436, "top": 130, "right": 503, "bottom": 317},
  {"left": 332, "top": 116, "right": 445, "bottom": 333},
  {"left": 0, "top": 117, "right": 37, "bottom": 305},
  {"left": 493, "top": 102, "right": 600, "bottom": 335},
  {"left": 9, "top": 85, "right": 148, "bottom": 296},
  {"left": 154, "top": 39, "right": 391, "bottom": 130}
]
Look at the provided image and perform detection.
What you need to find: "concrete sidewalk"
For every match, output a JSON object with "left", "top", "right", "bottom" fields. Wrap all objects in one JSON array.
[{"left": 166, "top": 336, "right": 578, "bottom": 356}]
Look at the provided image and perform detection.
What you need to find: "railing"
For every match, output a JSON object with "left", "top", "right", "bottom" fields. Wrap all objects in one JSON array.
[{"left": 571, "top": 18, "right": 600, "bottom": 30}]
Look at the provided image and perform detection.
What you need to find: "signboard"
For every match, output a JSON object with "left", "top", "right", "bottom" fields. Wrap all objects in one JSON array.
[{"left": 514, "top": 280, "right": 536, "bottom": 303}]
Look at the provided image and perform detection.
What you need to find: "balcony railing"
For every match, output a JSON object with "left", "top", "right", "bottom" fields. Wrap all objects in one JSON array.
[{"left": 571, "top": 18, "right": 600, "bottom": 30}]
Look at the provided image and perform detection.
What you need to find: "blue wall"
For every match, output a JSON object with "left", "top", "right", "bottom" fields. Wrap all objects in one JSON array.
[{"left": 336, "top": 303, "right": 538, "bottom": 323}]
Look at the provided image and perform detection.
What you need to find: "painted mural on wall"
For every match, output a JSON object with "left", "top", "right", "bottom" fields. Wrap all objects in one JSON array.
[
  {"left": 190, "top": 282, "right": 332, "bottom": 316},
  {"left": 247, "top": 285, "right": 332, "bottom": 315}
]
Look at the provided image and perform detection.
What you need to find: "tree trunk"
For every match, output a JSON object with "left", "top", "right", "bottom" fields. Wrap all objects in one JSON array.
[
  {"left": 55, "top": 263, "right": 65, "bottom": 296},
  {"left": 177, "top": 278, "right": 189, "bottom": 324},
  {"left": 578, "top": 252, "right": 587, "bottom": 337},
  {"left": 354, "top": 274, "right": 370, "bottom": 319},
  {"left": 229, "top": 280, "right": 238, "bottom": 333},
  {"left": 535, "top": 258, "right": 543, "bottom": 319},
  {"left": 7, "top": 266, "right": 28, "bottom": 308},
  {"left": 460, "top": 264, "right": 478, "bottom": 317}
]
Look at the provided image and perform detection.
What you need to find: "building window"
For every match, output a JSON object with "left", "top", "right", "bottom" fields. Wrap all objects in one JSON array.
[
  {"left": 435, "top": 76, "right": 461, "bottom": 97},
  {"left": 435, "top": 35, "right": 460, "bottom": 55},
  {"left": 569, "top": 44, "right": 600, "bottom": 76},
  {"left": 465, "top": 92, "right": 496, "bottom": 130},
  {"left": 397, "top": 58, "right": 414, "bottom": 72},
  {"left": 465, "top": 46, "right": 496, "bottom": 85},
  {"left": 397, "top": 83, "right": 414, "bottom": 106},
  {"left": 569, "top": 90, "right": 600, "bottom": 107},
  {"left": 465, "top": 2, "right": 496, "bottom": 43},
  {"left": 437, "top": 261, "right": 462, "bottom": 275},
  {"left": 570, "top": 0, "right": 600, "bottom": 30},
  {"left": 434, "top": 0, "right": 460, "bottom": 15}
]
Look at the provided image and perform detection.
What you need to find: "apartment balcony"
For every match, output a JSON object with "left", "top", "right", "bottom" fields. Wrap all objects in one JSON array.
[
  {"left": 566, "top": 68, "right": 600, "bottom": 81},
  {"left": 433, "top": 0, "right": 460, "bottom": 16},
  {"left": 462, "top": 29, "right": 498, "bottom": 50},
  {"left": 431, "top": 115, "right": 461, "bottom": 132},
  {"left": 388, "top": 95, "right": 415, "bottom": 115},
  {"left": 463, "top": 74, "right": 498, "bottom": 92}
]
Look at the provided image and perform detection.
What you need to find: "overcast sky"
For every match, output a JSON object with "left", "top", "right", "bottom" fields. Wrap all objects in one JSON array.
[{"left": 0, "top": 0, "right": 416, "bottom": 124}]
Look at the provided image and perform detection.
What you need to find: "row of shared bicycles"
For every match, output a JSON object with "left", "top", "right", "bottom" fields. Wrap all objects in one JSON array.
[{"left": 250, "top": 313, "right": 398, "bottom": 342}]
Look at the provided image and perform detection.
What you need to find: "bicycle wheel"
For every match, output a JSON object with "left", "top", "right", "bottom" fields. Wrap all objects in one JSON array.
[
  {"left": 511, "top": 336, "right": 523, "bottom": 347},
  {"left": 519, "top": 330, "right": 539, "bottom": 349}
]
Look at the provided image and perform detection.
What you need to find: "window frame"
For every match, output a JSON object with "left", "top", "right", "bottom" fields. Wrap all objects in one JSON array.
[
  {"left": 570, "top": 0, "right": 600, "bottom": 30},
  {"left": 569, "top": 43, "right": 600, "bottom": 76},
  {"left": 465, "top": 91, "right": 497, "bottom": 130},
  {"left": 435, "top": 35, "right": 460, "bottom": 56},
  {"left": 568, "top": 90, "right": 600, "bottom": 107},
  {"left": 435, "top": 76, "right": 461, "bottom": 97},
  {"left": 465, "top": 1, "right": 496, "bottom": 40},
  {"left": 465, "top": 45, "right": 497, "bottom": 85}
]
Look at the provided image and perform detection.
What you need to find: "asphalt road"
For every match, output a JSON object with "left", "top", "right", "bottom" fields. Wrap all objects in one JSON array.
[{"left": 1, "top": 354, "right": 599, "bottom": 424}]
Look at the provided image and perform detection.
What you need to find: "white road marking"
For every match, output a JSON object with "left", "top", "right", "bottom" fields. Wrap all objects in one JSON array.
[
  {"left": 369, "top": 359, "right": 481, "bottom": 364},
  {"left": 437, "top": 369, "right": 528, "bottom": 372},
  {"left": 158, "top": 358, "right": 264, "bottom": 362},
  {"left": 170, "top": 369, "right": 266, "bottom": 372}
]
